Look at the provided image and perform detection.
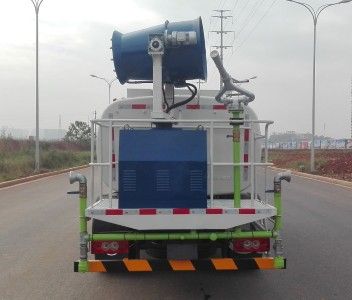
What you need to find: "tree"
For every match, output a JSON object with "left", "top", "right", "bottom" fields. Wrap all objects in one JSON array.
[{"left": 64, "top": 121, "right": 91, "bottom": 146}]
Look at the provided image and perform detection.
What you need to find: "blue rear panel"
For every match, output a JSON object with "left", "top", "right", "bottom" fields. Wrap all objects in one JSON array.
[{"left": 118, "top": 129, "right": 207, "bottom": 208}]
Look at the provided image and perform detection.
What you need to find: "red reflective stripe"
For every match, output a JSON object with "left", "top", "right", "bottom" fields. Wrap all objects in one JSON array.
[
  {"left": 132, "top": 104, "right": 147, "bottom": 109},
  {"left": 239, "top": 208, "right": 256, "bottom": 214},
  {"left": 139, "top": 208, "right": 157, "bottom": 215},
  {"left": 244, "top": 129, "right": 250, "bottom": 141},
  {"left": 173, "top": 208, "right": 190, "bottom": 214},
  {"left": 243, "top": 154, "right": 249, "bottom": 162},
  {"left": 186, "top": 104, "right": 200, "bottom": 109},
  {"left": 112, "top": 153, "right": 116, "bottom": 169},
  {"left": 106, "top": 209, "right": 123, "bottom": 215},
  {"left": 206, "top": 208, "right": 223, "bottom": 214},
  {"left": 213, "top": 104, "right": 226, "bottom": 110}
]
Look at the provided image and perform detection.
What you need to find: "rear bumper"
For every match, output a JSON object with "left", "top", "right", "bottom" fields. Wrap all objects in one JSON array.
[{"left": 74, "top": 257, "right": 286, "bottom": 273}]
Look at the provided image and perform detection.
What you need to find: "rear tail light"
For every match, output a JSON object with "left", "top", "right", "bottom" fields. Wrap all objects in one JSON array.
[
  {"left": 233, "top": 238, "right": 270, "bottom": 254},
  {"left": 91, "top": 241, "right": 129, "bottom": 255}
]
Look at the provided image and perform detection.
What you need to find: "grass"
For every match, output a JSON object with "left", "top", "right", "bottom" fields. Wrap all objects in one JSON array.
[{"left": 0, "top": 137, "right": 90, "bottom": 182}]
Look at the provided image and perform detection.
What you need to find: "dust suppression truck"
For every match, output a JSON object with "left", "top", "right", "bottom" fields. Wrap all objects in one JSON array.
[{"left": 69, "top": 17, "right": 290, "bottom": 273}]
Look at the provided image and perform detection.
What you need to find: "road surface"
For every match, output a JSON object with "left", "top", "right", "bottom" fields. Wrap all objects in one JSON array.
[{"left": 1, "top": 169, "right": 351, "bottom": 299}]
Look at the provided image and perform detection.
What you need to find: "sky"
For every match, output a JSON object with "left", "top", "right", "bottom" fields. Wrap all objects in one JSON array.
[{"left": 0, "top": 0, "right": 351, "bottom": 138}]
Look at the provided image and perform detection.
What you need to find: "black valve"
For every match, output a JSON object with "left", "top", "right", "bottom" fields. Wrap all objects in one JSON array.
[{"left": 67, "top": 191, "right": 80, "bottom": 195}]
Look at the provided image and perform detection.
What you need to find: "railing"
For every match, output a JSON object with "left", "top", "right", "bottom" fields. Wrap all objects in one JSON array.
[{"left": 89, "top": 118, "right": 273, "bottom": 208}]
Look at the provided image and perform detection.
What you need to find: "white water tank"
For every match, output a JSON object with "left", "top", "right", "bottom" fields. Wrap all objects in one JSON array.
[{"left": 97, "top": 89, "right": 262, "bottom": 196}]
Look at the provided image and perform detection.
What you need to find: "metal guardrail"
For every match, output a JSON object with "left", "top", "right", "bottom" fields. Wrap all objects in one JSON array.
[{"left": 89, "top": 118, "right": 273, "bottom": 208}]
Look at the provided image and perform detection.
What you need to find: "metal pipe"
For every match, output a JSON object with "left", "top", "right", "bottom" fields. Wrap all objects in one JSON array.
[
  {"left": 213, "top": 162, "right": 273, "bottom": 166},
  {"left": 90, "top": 230, "right": 277, "bottom": 242},
  {"left": 232, "top": 111, "right": 242, "bottom": 208},
  {"left": 250, "top": 123, "right": 255, "bottom": 206},
  {"left": 209, "top": 121, "right": 214, "bottom": 207},
  {"left": 69, "top": 172, "right": 87, "bottom": 185},
  {"left": 99, "top": 128, "right": 103, "bottom": 202},
  {"left": 108, "top": 120, "right": 113, "bottom": 207},
  {"left": 210, "top": 50, "right": 255, "bottom": 105},
  {"left": 89, "top": 162, "right": 111, "bottom": 166},
  {"left": 274, "top": 172, "right": 292, "bottom": 184},
  {"left": 273, "top": 172, "right": 291, "bottom": 231},
  {"left": 90, "top": 121, "right": 94, "bottom": 207},
  {"left": 264, "top": 123, "right": 270, "bottom": 204},
  {"left": 69, "top": 172, "right": 88, "bottom": 272},
  {"left": 94, "top": 118, "right": 274, "bottom": 124},
  {"left": 89, "top": 162, "right": 272, "bottom": 167},
  {"left": 273, "top": 192, "right": 282, "bottom": 231}
]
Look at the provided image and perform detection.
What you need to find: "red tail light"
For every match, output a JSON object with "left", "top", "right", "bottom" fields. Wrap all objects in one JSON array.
[
  {"left": 91, "top": 241, "right": 129, "bottom": 255},
  {"left": 233, "top": 238, "right": 270, "bottom": 254}
]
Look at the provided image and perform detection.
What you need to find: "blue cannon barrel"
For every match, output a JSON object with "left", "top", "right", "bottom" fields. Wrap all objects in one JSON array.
[{"left": 111, "top": 17, "right": 207, "bottom": 84}]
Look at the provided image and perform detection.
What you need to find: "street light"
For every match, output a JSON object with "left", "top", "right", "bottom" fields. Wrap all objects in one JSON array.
[
  {"left": 286, "top": 0, "right": 352, "bottom": 172},
  {"left": 30, "top": 0, "right": 44, "bottom": 172},
  {"left": 90, "top": 75, "right": 118, "bottom": 104}
]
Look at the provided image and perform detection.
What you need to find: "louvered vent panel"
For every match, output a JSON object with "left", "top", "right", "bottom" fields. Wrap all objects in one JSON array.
[
  {"left": 122, "top": 169, "right": 136, "bottom": 192},
  {"left": 190, "top": 170, "right": 203, "bottom": 191},
  {"left": 156, "top": 170, "right": 170, "bottom": 192}
]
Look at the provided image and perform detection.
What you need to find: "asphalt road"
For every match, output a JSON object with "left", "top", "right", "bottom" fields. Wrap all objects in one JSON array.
[{"left": 1, "top": 169, "right": 352, "bottom": 300}]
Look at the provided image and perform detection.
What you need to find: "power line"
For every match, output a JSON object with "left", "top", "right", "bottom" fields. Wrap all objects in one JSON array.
[
  {"left": 236, "top": 0, "right": 278, "bottom": 51},
  {"left": 236, "top": 0, "right": 267, "bottom": 39},
  {"left": 231, "top": 0, "right": 239, "bottom": 13},
  {"left": 233, "top": 1, "right": 250, "bottom": 23},
  {"left": 220, "top": 0, "right": 228, "bottom": 10},
  {"left": 230, "top": 0, "right": 267, "bottom": 48}
]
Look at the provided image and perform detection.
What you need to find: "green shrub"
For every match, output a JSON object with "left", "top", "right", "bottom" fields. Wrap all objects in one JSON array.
[{"left": 0, "top": 138, "right": 90, "bottom": 182}]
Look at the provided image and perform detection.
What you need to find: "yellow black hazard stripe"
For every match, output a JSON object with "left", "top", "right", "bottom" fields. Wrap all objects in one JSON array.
[{"left": 74, "top": 258, "right": 286, "bottom": 272}]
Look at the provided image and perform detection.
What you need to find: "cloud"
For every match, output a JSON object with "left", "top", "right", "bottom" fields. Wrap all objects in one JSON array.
[{"left": 0, "top": 0, "right": 351, "bottom": 138}]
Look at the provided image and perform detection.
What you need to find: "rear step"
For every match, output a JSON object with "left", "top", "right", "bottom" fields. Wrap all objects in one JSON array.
[{"left": 74, "top": 257, "right": 286, "bottom": 272}]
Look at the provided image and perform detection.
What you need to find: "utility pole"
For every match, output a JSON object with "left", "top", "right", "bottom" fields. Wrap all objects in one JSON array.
[
  {"left": 286, "top": 0, "right": 352, "bottom": 172},
  {"left": 30, "top": 0, "right": 44, "bottom": 172},
  {"left": 58, "top": 114, "right": 62, "bottom": 140},
  {"left": 90, "top": 75, "right": 118, "bottom": 104},
  {"left": 210, "top": 9, "right": 234, "bottom": 89},
  {"left": 350, "top": 76, "right": 352, "bottom": 138}
]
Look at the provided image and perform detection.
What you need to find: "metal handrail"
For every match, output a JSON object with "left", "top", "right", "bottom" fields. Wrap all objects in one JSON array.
[{"left": 89, "top": 118, "right": 273, "bottom": 209}]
